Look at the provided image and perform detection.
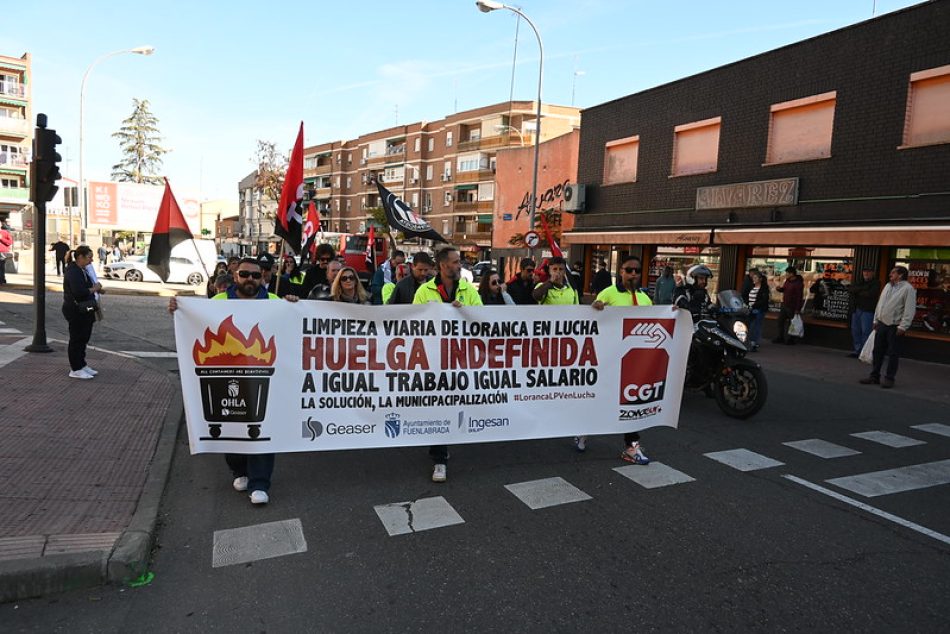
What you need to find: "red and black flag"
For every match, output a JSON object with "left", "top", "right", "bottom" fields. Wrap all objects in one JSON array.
[
  {"left": 147, "top": 178, "right": 193, "bottom": 282},
  {"left": 364, "top": 224, "right": 377, "bottom": 272},
  {"left": 275, "top": 122, "right": 304, "bottom": 253},
  {"left": 377, "top": 181, "right": 446, "bottom": 242},
  {"left": 539, "top": 211, "right": 563, "bottom": 258},
  {"left": 301, "top": 200, "right": 320, "bottom": 265}
]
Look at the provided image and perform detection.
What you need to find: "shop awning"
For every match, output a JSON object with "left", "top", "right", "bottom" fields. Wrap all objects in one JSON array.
[
  {"left": 477, "top": 214, "right": 493, "bottom": 223},
  {"left": 454, "top": 184, "right": 477, "bottom": 191},
  {"left": 713, "top": 225, "right": 950, "bottom": 247},
  {"left": 0, "top": 97, "right": 26, "bottom": 107},
  {"left": 562, "top": 229, "right": 711, "bottom": 246}
]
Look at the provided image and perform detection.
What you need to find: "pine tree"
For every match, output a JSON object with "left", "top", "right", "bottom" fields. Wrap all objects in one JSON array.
[{"left": 111, "top": 98, "right": 168, "bottom": 184}]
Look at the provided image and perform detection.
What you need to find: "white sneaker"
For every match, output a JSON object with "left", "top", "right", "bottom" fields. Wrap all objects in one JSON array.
[
  {"left": 574, "top": 436, "right": 587, "bottom": 452},
  {"left": 250, "top": 490, "right": 269, "bottom": 504},
  {"left": 81, "top": 365, "right": 98, "bottom": 376},
  {"left": 68, "top": 369, "right": 94, "bottom": 380},
  {"left": 432, "top": 464, "right": 447, "bottom": 483},
  {"left": 232, "top": 476, "right": 248, "bottom": 492}
]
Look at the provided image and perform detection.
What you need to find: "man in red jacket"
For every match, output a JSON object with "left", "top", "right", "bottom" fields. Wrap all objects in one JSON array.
[
  {"left": 774, "top": 266, "right": 805, "bottom": 345},
  {"left": 0, "top": 221, "right": 12, "bottom": 284}
]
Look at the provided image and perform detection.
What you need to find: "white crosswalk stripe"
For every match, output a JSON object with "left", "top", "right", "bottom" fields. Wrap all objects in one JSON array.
[
  {"left": 826, "top": 459, "right": 950, "bottom": 498},
  {"left": 374, "top": 496, "right": 465, "bottom": 536},
  {"left": 211, "top": 518, "right": 307, "bottom": 568},
  {"left": 614, "top": 462, "right": 695, "bottom": 488},
  {"left": 912, "top": 423, "right": 950, "bottom": 439},
  {"left": 703, "top": 448, "right": 784, "bottom": 471},
  {"left": 0, "top": 337, "right": 31, "bottom": 369},
  {"left": 505, "top": 477, "right": 592, "bottom": 509},
  {"left": 783, "top": 439, "right": 861, "bottom": 459},
  {"left": 0, "top": 327, "right": 23, "bottom": 334},
  {"left": 850, "top": 431, "right": 926, "bottom": 448}
]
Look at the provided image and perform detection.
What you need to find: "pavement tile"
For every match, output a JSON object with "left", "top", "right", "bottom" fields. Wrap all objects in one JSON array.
[
  {"left": 0, "top": 535, "right": 46, "bottom": 561},
  {"left": 44, "top": 532, "right": 121, "bottom": 555}
]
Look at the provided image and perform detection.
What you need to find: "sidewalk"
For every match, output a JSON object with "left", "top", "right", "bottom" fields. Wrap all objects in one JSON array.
[
  {"left": 0, "top": 338, "right": 181, "bottom": 603},
  {"left": 0, "top": 321, "right": 945, "bottom": 604},
  {"left": 4, "top": 265, "right": 203, "bottom": 298}
]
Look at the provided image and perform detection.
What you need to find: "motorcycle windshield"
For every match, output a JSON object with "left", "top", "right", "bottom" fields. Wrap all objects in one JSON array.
[{"left": 717, "top": 290, "right": 746, "bottom": 313}]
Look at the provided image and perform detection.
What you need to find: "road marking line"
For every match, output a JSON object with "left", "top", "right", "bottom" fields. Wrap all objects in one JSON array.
[
  {"left": 825, "top": 459, "right": 950, "bottom": 498},
  {"left": 784, "top": 475, "right": 950, "bottom": 547},
  {"left": 782, "top": 439, "right": 861, "bottom": 459},
  {"left": 49, "top": 339, "right": 137, "bottom": 359},
  {"left": 912, "top": 423, "right": 950, "bottom": 439},
  {"left": 614, "top": 462, "right": 695, "bottom": 488},
  {"left": 850, "top": 431, "right": 926, "bottom": 448},
  {"left": 703, "top": 448, "right": 784, "bottom": 471},
  {"left": 212, "top": 518, "right": 307, "bottom": 568},
  {"left": 0, "top": 337, "right": 32, "bottom": 369},
  {"left": 119, "top": 351, "right": 179, "bottom": 358},
  {"left": 374, "top": 496, "right": 465, "bottom": 536},
  {"left": 0, "top": 327, "right": 22, "bottom": 334},
  {"left": 505, "top": 477, "right": 593, "bottom": 509}
]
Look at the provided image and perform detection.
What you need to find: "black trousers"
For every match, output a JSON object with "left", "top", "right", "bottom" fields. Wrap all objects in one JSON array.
[
  {"left": 775, "top": 307, "right": 796, "bottom": 343},
  {"left": 871, "top": 324, "right": 902, "bottom": 381},
  {"left": 56, "top": 257, "right": 66, "bottom": 275},
  {"left": 226, "top": 454, "right": 275, "bottom": 493},
  {"left": 63, "top": 308, "right": 95, "bottom": 371}
]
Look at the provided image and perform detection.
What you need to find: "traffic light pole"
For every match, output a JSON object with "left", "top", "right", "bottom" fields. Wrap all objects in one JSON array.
[
  {"left": 26, "top": 113, "right": 60, "bottom": 354},
  {"left": 25, "top": 198, "right": 52, "bottom": 353}
]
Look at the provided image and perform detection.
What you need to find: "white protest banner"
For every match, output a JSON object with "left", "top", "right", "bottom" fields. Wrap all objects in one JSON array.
[{"left": 173, "top": 299, "right": 692, "bottom": 454}]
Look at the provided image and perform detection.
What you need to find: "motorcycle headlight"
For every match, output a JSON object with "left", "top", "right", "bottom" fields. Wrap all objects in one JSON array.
[{"left": 732, "top": 320, "right": 748, "bottom": 343}]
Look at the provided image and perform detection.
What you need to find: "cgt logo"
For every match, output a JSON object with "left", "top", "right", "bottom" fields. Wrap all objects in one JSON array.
[{"left": 619, "top": 318, "right": 675, "bottom": 406}]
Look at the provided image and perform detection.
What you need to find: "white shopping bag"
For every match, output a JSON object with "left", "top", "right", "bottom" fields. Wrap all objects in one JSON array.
[
  {"left": 788, "top": 314, "right": 805, "bottom": 338},
  {"left": 859, "top": 330, "right": 875, "bottom": 364}
]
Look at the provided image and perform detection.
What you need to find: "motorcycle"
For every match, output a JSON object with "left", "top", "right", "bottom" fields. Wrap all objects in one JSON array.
[{"left": 684, "top": 291, "right": 767, "bottom": 419}]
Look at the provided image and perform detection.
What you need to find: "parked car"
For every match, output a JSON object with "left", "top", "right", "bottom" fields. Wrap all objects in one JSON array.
[
  {"left": 103, "top": 255, "right": 207, "bottom": 285},
  {"left": 472, "top": 260, "right": 493, "bottom": 283}
]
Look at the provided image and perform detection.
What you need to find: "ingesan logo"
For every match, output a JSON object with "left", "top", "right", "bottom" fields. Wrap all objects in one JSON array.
[
  {"left": 385, "top": 413, "right": 401, "bottom": 438},
  {"left": 193, "top": 316, "right": 277, "bottom": 439},
  {"left": 619, "top": 318, "right": 676, "bottom": 407}
]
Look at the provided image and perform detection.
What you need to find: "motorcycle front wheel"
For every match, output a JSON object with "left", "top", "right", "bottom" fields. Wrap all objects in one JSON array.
[{"left": 714, "top": 365, "right": 768, "bottom": 419}]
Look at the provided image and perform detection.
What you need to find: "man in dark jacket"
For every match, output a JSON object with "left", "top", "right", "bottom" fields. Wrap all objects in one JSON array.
[
  {"left": 50, "top": 238, "right": 71, "bottom": 275},
  {"left": 506, "top": 258, "right": 537, "bottom": 305},
  {"left": 591, "top": 258, "right": 612, "bottom": 294},
  {"left": 774, "top": 267, "right": 805, "bottom": 345},
  {"left": 848, "top": 266, "right": 880, "bottom": 357},
  {"left": 388, "top": 252, "right": 433, "bottom": 304}
]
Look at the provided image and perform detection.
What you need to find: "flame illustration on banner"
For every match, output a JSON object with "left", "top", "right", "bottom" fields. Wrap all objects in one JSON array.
[{"left": 193, "top": 316, "right": 277, "bottom": 366}]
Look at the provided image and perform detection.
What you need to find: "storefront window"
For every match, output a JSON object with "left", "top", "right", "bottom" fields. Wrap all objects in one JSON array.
[
  {"left": 747, "top": 247, "right": 854, "bottom": 320},
  {"left": 893, "top": 248, "right": 950, "bottom": 335},
  {"left": 649, "top": 246, "right": 721, "bottom": 297}
]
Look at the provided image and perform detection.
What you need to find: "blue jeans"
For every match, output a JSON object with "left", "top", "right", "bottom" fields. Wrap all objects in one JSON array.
[
  {"left": 749, "top": 309, "right": 766, "bottom": 346},
  {"left": 851, "top": 309, "right": 874, "bottom": 353}
]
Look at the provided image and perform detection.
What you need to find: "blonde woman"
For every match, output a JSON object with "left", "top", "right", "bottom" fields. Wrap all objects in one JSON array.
[{"left": 330, "top": 266, "right": 370, "bottom": 304}]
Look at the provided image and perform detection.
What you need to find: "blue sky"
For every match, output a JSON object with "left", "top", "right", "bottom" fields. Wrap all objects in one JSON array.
[{"left": 2, "top": 0, "right": 922, "bottom": 200}]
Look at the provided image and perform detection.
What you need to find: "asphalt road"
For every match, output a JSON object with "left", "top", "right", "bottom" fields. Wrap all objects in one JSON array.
[{"left": 2, "top": 291, "right": 949, "bottom": 632}]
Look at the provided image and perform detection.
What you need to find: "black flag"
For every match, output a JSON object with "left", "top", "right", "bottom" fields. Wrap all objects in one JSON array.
[{"left": 377, "top": 181, "right": 446, "bottom": 242}]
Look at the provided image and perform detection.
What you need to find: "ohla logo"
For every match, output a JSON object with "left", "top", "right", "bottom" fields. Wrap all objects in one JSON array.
[{"left": 619, "top": 319, "right": 675, "bottom": 406}]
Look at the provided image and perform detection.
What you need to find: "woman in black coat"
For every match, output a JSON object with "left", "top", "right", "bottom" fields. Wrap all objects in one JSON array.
[
  {"left": 62, "top": 245, "right": 101, "bottom": 379},
  {"left": 743, "top": 270, "right": 771, "bottom": 351}
]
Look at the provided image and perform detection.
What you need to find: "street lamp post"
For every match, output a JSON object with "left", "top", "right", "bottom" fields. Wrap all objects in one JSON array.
[
  {"left": 477, "top": 0, "right": 543, "bottom": 235},
  {"left": 79, "top": 45, "right": 154, "bottom": 245},
  {"left": 494, "top": 124, "right": 526, "bottom": 147}
]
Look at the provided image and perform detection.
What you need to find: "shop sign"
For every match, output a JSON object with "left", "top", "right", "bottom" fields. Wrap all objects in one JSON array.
[{"left": 696, "top": 178, "right": 798, "bottom": 210}]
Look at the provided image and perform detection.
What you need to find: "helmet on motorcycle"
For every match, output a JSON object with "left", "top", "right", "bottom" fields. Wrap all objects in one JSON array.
[{"left": 687, "top": 264, "right": 713, "bottom": 282}]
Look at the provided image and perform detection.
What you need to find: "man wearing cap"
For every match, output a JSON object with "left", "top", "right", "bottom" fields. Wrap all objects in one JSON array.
[{"left": 848, "top": 267, "right": 880, "bottom": 358}]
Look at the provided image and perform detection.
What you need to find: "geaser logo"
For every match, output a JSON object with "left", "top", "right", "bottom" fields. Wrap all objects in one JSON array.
[
  {"left": 302, "top": 418, "right": 376, "bottom": 441},
  {"left": 619, "top": 318, "right": 675, "bottom": 406},
  {"left": 302, "top": 417, "right": 324, "bottom": 441},
  {"left": 385, "top": 413, "right": 401, "bottom": 438}
]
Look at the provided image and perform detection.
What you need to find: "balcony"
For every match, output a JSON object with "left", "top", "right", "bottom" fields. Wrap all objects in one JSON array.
[
  {"left": 0, "top": 116, "right": 29, "bottom": 137},
  {"left": 314, "top": 187, "right": 332, "bottom": 199},
  {"left": 0, "top": 186, "right": 29, "bottom": 204},
  {"left": 457, "top": 132, "right": 534, "bottom": 152},
  {"left": 455, "top": 169, "right": 495, "bottom": 184},
  {"left": 0, "top": 81, "right": 26, "bottom": 99},
  {"left": 453, "top": 200, "right": 494, "bottom": 213},
  {"left": 384, "top": 145, "right": 406, "bottom": 164},
  {"left": 0, "top": 152, "right": 29, "bottom": 169}
]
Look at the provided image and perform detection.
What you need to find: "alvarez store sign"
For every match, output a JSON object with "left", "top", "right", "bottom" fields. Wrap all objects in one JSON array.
[{"left": 173, "top": 301, "right": 692, "bottom": 454}]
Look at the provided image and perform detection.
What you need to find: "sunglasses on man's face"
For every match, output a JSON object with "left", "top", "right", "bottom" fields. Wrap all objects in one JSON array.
[
  {"left": 623, "top": 266, "right": 640, "bottom": 274},
  {"left": 490, "top": 280, "right": 500, "bottom": 286},
  {"left": 319, "top": 257, "right": 331, "bottom": 263},
  {"left": 237, "top": 270, "right": 262, "bottom": 279},
  {"left": 340, "top": 275, "right": 356, "bottom": 282}
]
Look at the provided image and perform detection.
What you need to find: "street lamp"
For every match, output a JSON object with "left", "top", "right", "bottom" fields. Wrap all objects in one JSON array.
[
  {"left": 571, "top": 70, "right": 585, "bottom": 107},
  {"left": 78, "top": 45, "right": 154, "bottom": 244},
  {"left": 477, "top": 0, "right": 543, "bottom": 235},
  {"left": 494, "top": 124, "right": 526, "bottom": 147}
]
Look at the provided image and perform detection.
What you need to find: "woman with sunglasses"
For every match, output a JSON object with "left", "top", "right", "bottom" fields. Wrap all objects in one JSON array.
[
  {"left": 478, "top": 270, "right": 514, "bottom": 305},
  {"left": 330, "top": 266, "right": 370, "bottom": 304}
]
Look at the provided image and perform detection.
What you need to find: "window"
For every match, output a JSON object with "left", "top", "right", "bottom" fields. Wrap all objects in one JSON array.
[
  {"left": 414, "top": 138, "right": 421, "bottom": 152},
  {"left": 347, "top": 153, "right": 352, "bottom": 164},
  {"left": 457, "top": 153, "right": 487, "bottom": 173},
  {"left": 477, "top": 183, "right": 494, "bottom": 201},
  {"left": 443, "top": 161, "right": 452, "bottom": 179},
  {"left": 671, "top": 117, "right": 721, "bottom": 177},
  {"left": 443, "top": 219, "right": 451, "bottom": 236},
  {"left": 411, "top": 192, "right": 419, "bottom": 208},
  {"left": 446, "top": 131, "right": 453, "bottom": 147},
  {"left": 444, "top": 191, "right": 452, "bottom": 206},
  {"left": 304, "top": 156, "right": 318, "bottom": 169},
  {"left": 746, "top": 246, "right": 855, "bottom": 320},
  {"left": 426, "top": 165, "right": 433, "bottom": 180},
  {"left": 603, "top": 136, "right": 639, "bottom": 185},
  {"left": 346, "top": 199, "right": 351, "bottom": 211},
  {"left": 346, "top": 176, "right": 351, "bottom": 188},
  {"left": 335, "top": 177, "right": 341, "bottom": 188},
  {"left": 765, "top": 92, "right": 836, "bottom": 165},
  {"left": 335, "top": 200, "right": 340, "bottom": 211},
  {"left": 428, "top": 138, "right": 434, "bottom": 152},
  {"left": 423, "top": 192, "right": 432, "bottom": 211},
  {"left": 901, "top": 65, "right": 950, "bottom": 148},
  {"left": 469, "top": 129, "right": 481, "bottom": 142}
]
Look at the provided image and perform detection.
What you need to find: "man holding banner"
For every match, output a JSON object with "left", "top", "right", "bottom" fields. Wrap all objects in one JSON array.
[
  {"left": 592, "top": 255, "right": 653, "bottom": 464},
  {"left": 413, "top": 246, "right": 482, "bottom": 482}
]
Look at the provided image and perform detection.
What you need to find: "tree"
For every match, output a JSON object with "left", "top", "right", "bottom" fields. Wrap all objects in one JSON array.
[
  {"left": 111, "top": 99, "right": 168, "bottom": 184},
  {"left": 254, "top": 140, "right": 287, "bottom": 204}
]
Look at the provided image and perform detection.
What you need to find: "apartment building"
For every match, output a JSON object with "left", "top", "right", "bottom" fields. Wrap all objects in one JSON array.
[
  {"left": 0, "top": 52, "right": 32, "bottom": 227},
  {"left": 303, "top": 100, "right": 580, "bottom": 258}
]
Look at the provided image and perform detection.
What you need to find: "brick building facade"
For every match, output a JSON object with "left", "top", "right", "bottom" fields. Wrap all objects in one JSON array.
[{"left": 566, "top": 1, "right": 950, "bottom": 361}]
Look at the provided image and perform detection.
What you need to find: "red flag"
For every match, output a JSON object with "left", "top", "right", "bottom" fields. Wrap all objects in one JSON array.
[
  {"left": 275, "top": 122, "right": 304, "bottom": 252},
  {"left": 147, "top": 178, "right": 194, "bottom": 282},
  {"left": 539, "top": 212, "right": 563, "bottom": 258},
  {"left": 301, "top": 200, "right": 320, "bottom": 263},
  {"left": 365, "top": 225, "right": 376, "bottom": 272}
]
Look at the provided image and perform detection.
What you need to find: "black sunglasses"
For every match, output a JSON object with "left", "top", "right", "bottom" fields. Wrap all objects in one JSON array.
[
  {"left": 340, "top": 275, "right": 356, "bottom": 282},
  {"left": 237, "top": 270, "right": 262, "bottom": 279},
  {"left": 623, "top": 266, "right": 640, "bottom": 274},
  {"left": 489, "top": 280, "right": 500, "bottom": 286},
  {"left": 319, "top": 257, "right": 331, "bottom": 263}
]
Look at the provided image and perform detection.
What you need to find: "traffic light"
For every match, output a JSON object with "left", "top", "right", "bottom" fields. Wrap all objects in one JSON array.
[{"left": 29, "top": 114, "right": 62, "bottom": 204}]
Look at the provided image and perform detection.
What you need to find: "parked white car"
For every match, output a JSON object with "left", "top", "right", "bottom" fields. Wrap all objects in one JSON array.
[{"left": 103, "top": 255, "right": 207, "bottom": 285}]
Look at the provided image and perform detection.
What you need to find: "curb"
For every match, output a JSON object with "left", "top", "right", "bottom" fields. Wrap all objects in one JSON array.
[
  {"left": 0, "top": 374, "right": 183, "bottom": 603},
  {"left": 3, "top": 280, "right": 199, "bottom": 298}
]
